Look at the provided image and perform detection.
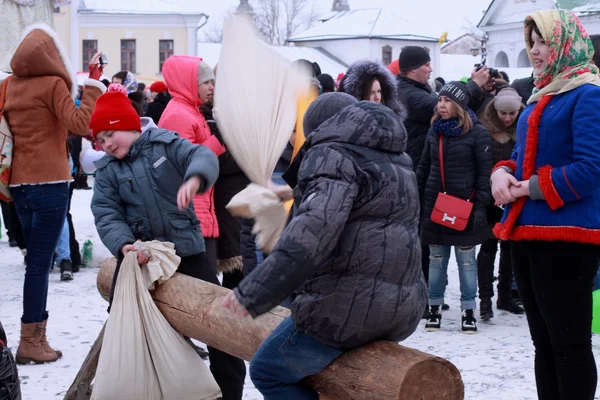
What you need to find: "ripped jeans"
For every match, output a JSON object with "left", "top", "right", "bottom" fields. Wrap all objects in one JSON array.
[{"left": 428, "top": 245, "right": 477, "bottom": 310}]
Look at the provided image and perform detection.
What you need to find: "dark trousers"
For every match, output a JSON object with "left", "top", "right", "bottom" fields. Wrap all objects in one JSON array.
[
  {"left": 66, "top": 184, "right": 82, "bottom": 266},
  {"left": 511, "top": 240, "right": 599, "bottom": 400},
  {"left": 109, "top": 248, "right": 246, "bottom": 400},
  {"left": 478, "top": 239, "right": 512, "bottom": 299},
  {"left": 12, "top": 183, "right": 69, "bottom": 323},
  {"left": 1, "top": 200, "right": 25, "bottom": 249}
]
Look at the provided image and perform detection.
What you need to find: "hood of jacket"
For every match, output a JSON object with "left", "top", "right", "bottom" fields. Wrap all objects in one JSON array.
[
  {"left": 161, "top": 55, "right": 202, "bottom": 108},
  {"left": 10, "top": 23, "right": 78, "bottom": 98},
  {"left": 308, "top": 101, "right": 407, "bottom": 154},
  {"left": 339, "top": 60, "right": 407, "bottom": 120}
]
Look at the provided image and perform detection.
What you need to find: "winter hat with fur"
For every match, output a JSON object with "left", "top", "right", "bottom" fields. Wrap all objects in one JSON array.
[
  {"left": 198, "top": 60, "right": 215, "bottom": 84},
  {"left": 89, "top": 83, "right": 141, "bottom": 138},
  {"left": 494, "top": 87, "right": 522, "bottom": 111},
  {"left": 439, "top": 81, "right": 471, "bottom": 110},
  {"left": 303, "top": 92, "right": 357, "bottom": 135},
  {"left": 399, "top": 46, "right": 431, "bottom": 72},
  {"left": 149, "top": 80, "right": 168, "bottom": 93}
]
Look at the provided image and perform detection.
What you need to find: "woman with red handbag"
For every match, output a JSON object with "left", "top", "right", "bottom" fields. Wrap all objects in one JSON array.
[
  {"left": 491, "top": 11, "right": 600, "bottom": 399},
  {"left": 416, "top": 81, "right": 492, "bottom": 333}
]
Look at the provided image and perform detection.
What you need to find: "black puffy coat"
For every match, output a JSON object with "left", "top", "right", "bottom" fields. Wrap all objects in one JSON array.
[
  {"left": 339, "top": 60, "right": 407, "bottom": 119},
  {"left": 416, "top": 121, "right": 493, "bottom": 247},
  {"left": 235, "top": 102, "right": 427, "bottom": 349},
  {"left": 145, "top": 92, "right": 171, "bottom": 125},
  {"left": 511, "top": 76, "right": 535, "bottom": 105}
]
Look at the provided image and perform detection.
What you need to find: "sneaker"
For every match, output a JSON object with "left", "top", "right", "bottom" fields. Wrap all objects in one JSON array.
[
  {"left": 441, "top": 303, "right": 450, "bottom": 311},
  {"left": 512, "top": 289, "right": 523, "bottom": 307},
  {"left": 59, "top": 260, "right": 74, "bottom": 281},
  {"left": 480, "top": 298, "right": 494, "bottom": 321},
  {"left": 462, "top": 310, "right": 477, "bottom": 333},
  {"left": 425, "top": 306, "right": 441, "bottom": 332},
  {"left": 9, "top": 239, "right": 18, "bottom": 248},
  {"left": 422, "top": 305, "right": 430, "bottom": 320}
]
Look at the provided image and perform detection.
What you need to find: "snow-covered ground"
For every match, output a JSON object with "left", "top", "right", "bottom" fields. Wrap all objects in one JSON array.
[{"left": 1, "top": 186, "right": 599, "bottom": 399}]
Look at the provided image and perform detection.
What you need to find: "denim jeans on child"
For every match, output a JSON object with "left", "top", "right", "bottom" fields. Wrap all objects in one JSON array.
[
  {"left": 428, "top": 245, "right": 477, "bottom": 310},
  {"left": 12, "top": 183, "right": 69, "bottom": 323},
  {"left": 54, "top": 217, "right": 71, "bottom": 264},
  {"left": 250, "top": 316, "right": 344, "bottom": 400}
]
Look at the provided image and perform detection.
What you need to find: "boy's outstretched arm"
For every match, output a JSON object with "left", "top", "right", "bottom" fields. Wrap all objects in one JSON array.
[
  {"left": 232, "top": 146, "right": 358, "bottom": 317},
  {"left": 167, "top": 137, "right": 219, "bottom": 194},
  {"left": 91, "top": 170, "right": 137, "bottom": 258}
]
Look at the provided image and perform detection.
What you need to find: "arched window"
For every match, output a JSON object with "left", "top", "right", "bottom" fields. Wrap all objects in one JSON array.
[
  {"left": 517, "top": 49, "right": 530, "bottom": 68},
  {"left": 382, "top": 45, "right": 393, "bottom": 66},
  {"left": 494, "top": 51, "right": 509, "bottom": 68}
]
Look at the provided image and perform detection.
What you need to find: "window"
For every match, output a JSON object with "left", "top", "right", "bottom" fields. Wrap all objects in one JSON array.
[
  {"left": 382, "top": 45, "right": 393, "bottom": 66},
  {"left": 82, "top": 40, "right": 98, "bottom": 72},
  {"left": 53, "top": 6, "right": 60, "bottom": 13},
  {"left": 159, "top": 40, "right": 174, "bottom": 73},
  {"left": 121, "top": 39, "right": 136, "bottom": 72}
]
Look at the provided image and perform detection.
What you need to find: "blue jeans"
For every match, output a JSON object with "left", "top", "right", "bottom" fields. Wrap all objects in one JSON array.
[
  {"left": 54, "top": 217, "right": 71, "bottom": 264},
  {"left": 428, "top": 245, "right": 477, "bottom": 310},
  {"left": 12, "top": 183, "right": 69, "bottom": 323},
  {"left": 250, "top": 317, "right": 344, "bottom": 400}
]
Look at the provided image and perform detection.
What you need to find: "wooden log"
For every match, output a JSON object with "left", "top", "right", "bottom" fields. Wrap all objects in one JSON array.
[
  {"left": 64, "top": 323, "right": 105, "bottom": 400},
  {"left": 98, "top": 258, "right": 464, "bottom": 400}
]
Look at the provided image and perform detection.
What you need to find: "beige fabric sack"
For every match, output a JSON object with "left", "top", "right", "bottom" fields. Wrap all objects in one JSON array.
[
  {"left": 214, "top": 15, "right": 310, "bottom": 253},
  {"left": 91, "top": 241, "right": 221, "bottom": 400}
]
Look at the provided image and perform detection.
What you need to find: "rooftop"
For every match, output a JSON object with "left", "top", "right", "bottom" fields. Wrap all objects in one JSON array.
[
  {"left": 288, "top": 8, "right": 439, "bottom": 43},
  {"left": 79, "top": 0, "right": 207, "bottom": 15}
]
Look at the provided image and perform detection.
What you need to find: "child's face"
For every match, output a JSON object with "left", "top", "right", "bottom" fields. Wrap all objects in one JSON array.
[{"left": 96, "top": 130, "right": 140, "bottom": 159}]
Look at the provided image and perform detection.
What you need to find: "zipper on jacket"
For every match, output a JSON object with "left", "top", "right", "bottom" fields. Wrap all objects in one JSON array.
[{"left": 128, "top": 178, "right": 134, "bottom": 192}]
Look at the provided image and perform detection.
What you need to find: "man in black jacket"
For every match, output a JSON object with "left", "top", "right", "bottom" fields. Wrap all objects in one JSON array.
[
  {"left": 511, "top": 73, "right": 534, "bottom": 105},
  {"left": 396, "top": 47, "right": 489, "bottom": 298}
]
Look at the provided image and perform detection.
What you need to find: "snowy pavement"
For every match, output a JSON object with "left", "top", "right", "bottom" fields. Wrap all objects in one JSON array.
[{"left": 1, "top": 187, "right": 599, "bottom": 399}]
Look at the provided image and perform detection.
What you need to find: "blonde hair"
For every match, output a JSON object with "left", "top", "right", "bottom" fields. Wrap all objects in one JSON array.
[{"left": 430, "top": 101, "right": 473, "bottom": 134}]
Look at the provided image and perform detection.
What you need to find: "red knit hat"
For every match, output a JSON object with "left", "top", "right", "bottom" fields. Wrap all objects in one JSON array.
[
  {"left": 149, "top": 80, "right": 168, "bottom": 93},
  {"left": 89, "top": 84, "right": 141, "bottom": 138}
]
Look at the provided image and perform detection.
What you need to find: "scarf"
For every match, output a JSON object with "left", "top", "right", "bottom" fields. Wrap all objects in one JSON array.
[
  {"left": 433, "top": 108, "right": 477, "bottom": 138},
  {"left": 526, "top": 10, "right": 600, "bottom": 104}
]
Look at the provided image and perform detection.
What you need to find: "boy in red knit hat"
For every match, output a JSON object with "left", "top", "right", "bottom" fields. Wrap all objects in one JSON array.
[{"left": 89, "top": 84, "right": 247, "bottom": 396}]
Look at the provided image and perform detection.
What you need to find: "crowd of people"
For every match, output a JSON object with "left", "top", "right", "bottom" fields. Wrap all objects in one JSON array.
[{"left": 1, "top": 7, "right": 599, "bottom": 400}]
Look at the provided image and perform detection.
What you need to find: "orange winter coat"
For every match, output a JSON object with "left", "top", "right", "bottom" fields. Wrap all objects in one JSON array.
[
  {"left": 3, "top": 24, "right": 105, "bottom": 185},
  {"left": 159, "top": 56, "right": 224, "bottom": 238}
]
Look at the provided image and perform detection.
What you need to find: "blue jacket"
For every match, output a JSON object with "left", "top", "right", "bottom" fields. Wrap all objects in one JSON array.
[
  {"left": 91, "top": 124, "right": 219, "bottom": 257},
  {"left": 495, "top": 84, "right": 600, "bottom": 244}
]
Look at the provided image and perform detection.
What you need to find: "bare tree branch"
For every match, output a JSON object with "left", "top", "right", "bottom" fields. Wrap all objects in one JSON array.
[{"left": 253, "top": 0, "right": 322, "bottom": 45}]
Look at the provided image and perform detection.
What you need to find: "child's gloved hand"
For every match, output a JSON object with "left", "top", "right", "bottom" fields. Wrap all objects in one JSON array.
[
  {"left": 122, "top": 243, "right": 149, "bottom": 266},
  {"left": 177, "top": 177, "right": 201, "bottom": 210},
  {"left": 221, "top": 292, "right": 249, "bottom": 318}
]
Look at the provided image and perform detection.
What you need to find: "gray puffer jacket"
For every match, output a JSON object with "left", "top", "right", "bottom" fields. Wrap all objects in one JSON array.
[
  {"left": 235, "top": 101, "right": 427, "bottom": 349},
  {"left": 91, "top": 126, "right": 218, "bottom": 258}
]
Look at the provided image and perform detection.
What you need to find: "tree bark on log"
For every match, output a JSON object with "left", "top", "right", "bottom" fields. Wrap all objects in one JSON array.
[{"left": 97, "top": 258, "right": 464, "bottom": 400}]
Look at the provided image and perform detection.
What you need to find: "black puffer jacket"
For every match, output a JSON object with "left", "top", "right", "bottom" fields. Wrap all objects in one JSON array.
[
  {"left": 235, "top": 101, "right": 427, "bottom": 349},
  {"left": 339, "top": 60, "right": 407, "bottom": 119},
  {"left": 145, "top": 92, "right": 171, "bottom": 125},
  {"left": 511, "top": 75, "right": 535, "bottom": 105},
  {"left": 416, "top": 121, "right": 493, "bottom": 247}
]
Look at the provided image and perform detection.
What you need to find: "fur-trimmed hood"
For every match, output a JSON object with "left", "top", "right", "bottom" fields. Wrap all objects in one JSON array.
[
  {"left": 480, "top": 99, "right": 523, "bottom": 140},
  {"left": 10, "top": 23, "right": 78, "bottom": 98},
  {"left": 339, "top": 60, "right": 407, "bottom": 120}
]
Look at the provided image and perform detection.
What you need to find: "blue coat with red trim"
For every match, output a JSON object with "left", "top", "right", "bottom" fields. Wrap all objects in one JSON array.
[{"left": 495, "top": 84, "right": 600, "bottom": 244}]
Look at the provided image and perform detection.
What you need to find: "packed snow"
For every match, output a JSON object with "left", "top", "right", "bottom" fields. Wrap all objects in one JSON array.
[{"left": 1, "top": 185, "right": 599, "bottom": 399}]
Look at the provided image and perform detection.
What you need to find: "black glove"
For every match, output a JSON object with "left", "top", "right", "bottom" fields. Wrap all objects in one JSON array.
[{"left": 473, "top": 208, "right": 487, "bottom": 232}]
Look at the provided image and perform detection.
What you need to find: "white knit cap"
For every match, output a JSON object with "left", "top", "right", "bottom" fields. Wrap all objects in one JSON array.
[
  {"left": 494, "top": 88, "right": 522, "bottom": 111},
  {"left": 198, "top": 60, "right": 215, "bottom": 84}
]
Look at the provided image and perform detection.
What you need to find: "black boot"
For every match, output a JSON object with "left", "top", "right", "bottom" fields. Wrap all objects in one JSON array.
[
  {"left": 477, "top": 249, "right": 496, "bottom": 304},
  {"left": 497, "top": 244, "right": 524, "bottom": 314},
  {"left": 59, "top": 260, "right": 74, "bottom": 281},
  {"left": 480, "top": 297, "right": 494, "bottom": 321}
]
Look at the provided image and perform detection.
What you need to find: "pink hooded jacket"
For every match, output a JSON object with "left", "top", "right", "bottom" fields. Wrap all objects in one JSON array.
[{"left": 159, "top": 56, "right": 225, "bottom": 238}]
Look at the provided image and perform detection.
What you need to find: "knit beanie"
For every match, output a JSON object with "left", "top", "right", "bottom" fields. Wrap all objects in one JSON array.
[
  {"left": 439, "top": 81, "right": 471, "bottom": 109},
  {"left": 198, "top": 60, "right": 215, "bottom": 84},
  {"left": 89, "top": 84, "right": 141, "bottom": 138},
  {"left": 303, "top": 92, "right": 358, "bottom": 135},
  {"left": 494, "top": 87, "right": 522, "bottom": 111},
  {"left": 399, "top": 46, "right": 431, "bottom": 72},
  {"left": 317, "top": 74, "right": 335, "bottom": 93},
  {"left": 149, "top": 80, "right": 168, "bottom": 93}
]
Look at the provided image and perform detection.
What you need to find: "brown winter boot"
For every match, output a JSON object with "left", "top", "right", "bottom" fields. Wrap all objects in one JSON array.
[
  {"left": 40, "top": 318, "right": 62, "bottom": 358},
  {"left": 15, "top": 322, "right": 59, "bottom": 364}
]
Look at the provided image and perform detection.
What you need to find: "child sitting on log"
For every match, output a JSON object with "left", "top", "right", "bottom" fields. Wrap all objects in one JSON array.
[
  {"left": 89, "top": 84, "right": 246, "bottom": 400},
  {"left": 222, "top": 92, "right": 427, "bottom": 399}
]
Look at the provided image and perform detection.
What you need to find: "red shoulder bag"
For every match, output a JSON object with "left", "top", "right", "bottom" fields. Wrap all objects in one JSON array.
[{"left": 430, "top": 136, "right": 474, "bottom": 231}]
